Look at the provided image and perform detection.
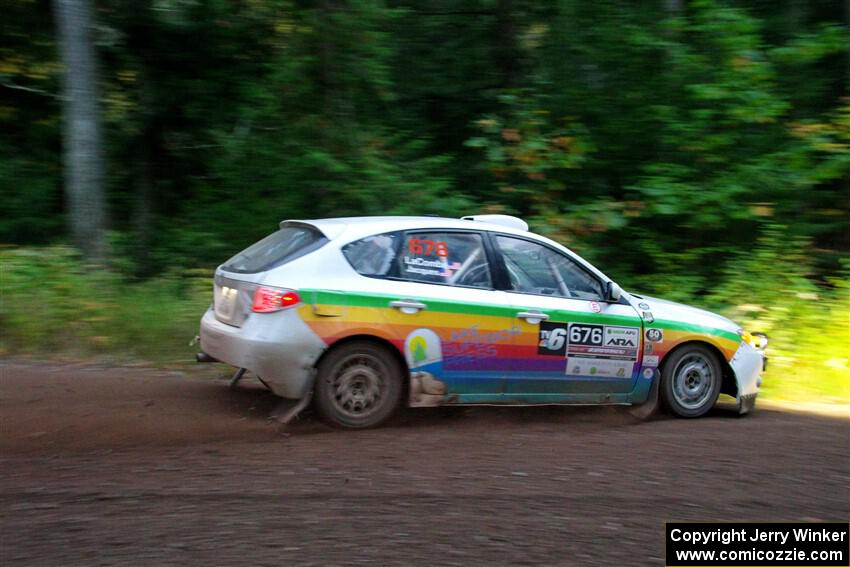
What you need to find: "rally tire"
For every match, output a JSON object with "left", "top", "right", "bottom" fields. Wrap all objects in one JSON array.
[
  {"left": 313, "top": 341, "right": 404, "bottom": 429},
  {"left": 660, "top": 344, "right": 722, "bottom": 418}
]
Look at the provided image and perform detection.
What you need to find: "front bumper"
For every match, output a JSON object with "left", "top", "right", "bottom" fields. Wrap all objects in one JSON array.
[
  {"left": 199, "top": 306, "right": 326, "bottom": 399},
  {"left": 729, "top": 341, "right": 766, "bottom": 415}
]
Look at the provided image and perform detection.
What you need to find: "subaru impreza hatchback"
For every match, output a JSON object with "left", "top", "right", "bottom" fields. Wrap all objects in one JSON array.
[{"left": 197, "top": 215, "right": 767, "bottom": 428}]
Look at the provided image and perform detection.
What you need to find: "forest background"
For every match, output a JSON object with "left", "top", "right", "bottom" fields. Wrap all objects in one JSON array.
[{"left": 1, "top": 0, "right": 847, "bottom": 401}]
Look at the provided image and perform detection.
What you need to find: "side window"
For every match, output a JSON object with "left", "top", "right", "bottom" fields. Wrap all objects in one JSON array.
[
  {"left": 342, "top": 232, "right": 400, "bottom": 277},
  {"left": 399, "top": 232, "right": 492, "bottom": 289},
  {"left": 495, "top": 236, "right": 604, "bottom": 300}
]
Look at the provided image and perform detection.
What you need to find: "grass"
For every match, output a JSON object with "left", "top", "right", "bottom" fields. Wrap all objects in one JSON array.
[
  {"left": 1, "top": 245, "right": 847, "bottom": 403},
  {"left": 0, "top": 246, "right": 211, "bottom": 364}
]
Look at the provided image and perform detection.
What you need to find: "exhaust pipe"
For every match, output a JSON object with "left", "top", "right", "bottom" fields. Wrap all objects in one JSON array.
[{"left": 196, "top": 352, "right": 218, "bottom": 363}]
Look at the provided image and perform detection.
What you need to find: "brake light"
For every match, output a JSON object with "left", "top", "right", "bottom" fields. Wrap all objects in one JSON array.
[{"left": 251, "top": 287, "right": 301, "bottom": 313}]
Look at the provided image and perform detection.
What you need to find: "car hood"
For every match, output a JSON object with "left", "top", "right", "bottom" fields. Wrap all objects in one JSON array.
[{"left": 626, "top": 293, "right": 740, "bottom": 334}]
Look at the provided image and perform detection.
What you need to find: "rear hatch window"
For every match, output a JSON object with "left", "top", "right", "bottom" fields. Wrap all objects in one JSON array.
[
  {"left": 221, "top": 225, "right": 327, "bottom": 274},
  {"left": 214, "top": 225, "right": 327, "bottom": 326}
]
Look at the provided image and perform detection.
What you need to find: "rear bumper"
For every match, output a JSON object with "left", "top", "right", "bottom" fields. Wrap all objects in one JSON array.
[
  {"left": 199, "top": 306, "right": 326, "bottom": 399},
  {"left": 729, "top": 341, "right": 766, "bottom": 415}
]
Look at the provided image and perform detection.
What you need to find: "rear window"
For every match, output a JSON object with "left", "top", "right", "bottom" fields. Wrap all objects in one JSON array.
[
  {"left": 342, "top": 232, "right": 401, "bottom": 276},
  {"left": 221, "top": 226, "right": 327, "bottom": 274}
]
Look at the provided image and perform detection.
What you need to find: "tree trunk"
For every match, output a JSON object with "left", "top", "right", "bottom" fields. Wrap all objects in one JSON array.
[
  {"left": 495, "top": 0, "right": 517, "bottom": 89},
  {"left": 846, "top": 0, "right": 849, "bottom": 84},
  {"left": 133, "top": 133, "right": 153, "bottom": 277},
  {"left": 664, "top": 0, "right": 684, "bottom": 16},
  {"left": 53, "top": 0, "right": 107, "bottom": 261}
]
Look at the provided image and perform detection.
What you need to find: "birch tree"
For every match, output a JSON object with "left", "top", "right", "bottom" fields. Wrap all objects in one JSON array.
[{"left": 53, "top": 0, "right": 106, "bottom": 260}]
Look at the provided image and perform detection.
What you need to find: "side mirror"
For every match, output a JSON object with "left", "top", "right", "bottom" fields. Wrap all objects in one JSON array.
[{"left": 607, "top": 282, "right": 622, "bottom": 302}]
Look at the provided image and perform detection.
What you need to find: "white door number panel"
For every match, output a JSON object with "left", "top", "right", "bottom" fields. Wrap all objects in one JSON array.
[{"left": 565, "top": 323, "right": 639, "bottom": 378}]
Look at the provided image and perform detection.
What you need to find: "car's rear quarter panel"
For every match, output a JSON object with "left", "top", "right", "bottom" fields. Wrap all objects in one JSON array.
[{"left": 298, "top": 289, "right": 519, "bottom": 397}]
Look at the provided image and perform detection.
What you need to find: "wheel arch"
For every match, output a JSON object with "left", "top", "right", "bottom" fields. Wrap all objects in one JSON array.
[
  {"left": 659, "top": 339, "right": 737, "bottom": 398},
  {"left": 313, "top": 334, "right": 411, "bottom": 402}
]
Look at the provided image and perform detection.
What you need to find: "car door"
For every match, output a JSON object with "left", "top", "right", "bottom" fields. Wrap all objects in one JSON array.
[
  {"left": 491, "top": 234, "right": 644, "bottom": 401},
  {"left": 343, "top": 229, "right": 517, "bottom": 404}
]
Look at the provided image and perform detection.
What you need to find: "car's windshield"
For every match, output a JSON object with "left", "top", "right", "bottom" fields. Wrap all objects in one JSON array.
[{"left": 221, "top": 226, "right": 327, "bottom": 274}]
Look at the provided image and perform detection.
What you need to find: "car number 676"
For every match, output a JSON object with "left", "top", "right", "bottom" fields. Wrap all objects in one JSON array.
[{"left": 569, "top": 325, "right": 602, "bottom": 345}]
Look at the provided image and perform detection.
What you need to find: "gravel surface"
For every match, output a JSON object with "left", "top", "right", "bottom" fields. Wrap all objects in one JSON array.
[{"left": 1, "top": 361, "right": 848, "bottom": 566}]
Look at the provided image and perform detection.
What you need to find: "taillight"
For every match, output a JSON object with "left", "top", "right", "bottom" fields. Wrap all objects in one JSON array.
[{"left": 251, "top": 286, "right": 301, "bottom": 313}]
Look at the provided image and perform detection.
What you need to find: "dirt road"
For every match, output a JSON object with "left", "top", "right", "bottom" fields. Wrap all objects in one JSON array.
[{"left": 1, "top": 361, "right": 848, "bottom": 566}]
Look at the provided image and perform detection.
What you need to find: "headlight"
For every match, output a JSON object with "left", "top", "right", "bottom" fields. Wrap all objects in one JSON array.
[
  {"left": 751, "top": 332, "right": 769, "bottom": 350},
  {"left": 738, "top": 329, "right": 768, "bottom": 351}
]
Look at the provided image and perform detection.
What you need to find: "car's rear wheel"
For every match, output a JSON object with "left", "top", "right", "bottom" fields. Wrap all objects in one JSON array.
[
  {"left": 660, "top": 344, "right": 722, "bottom": 418},
  {"left": 314, "top": 341, "right": 403, "bottom": 429}
]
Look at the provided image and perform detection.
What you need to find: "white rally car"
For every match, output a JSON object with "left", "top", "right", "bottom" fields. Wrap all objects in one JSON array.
[{"left": 198, "top": 215, "right": 767, "bottom": 428}]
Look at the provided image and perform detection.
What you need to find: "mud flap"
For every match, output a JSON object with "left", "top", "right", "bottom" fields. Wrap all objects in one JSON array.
[
  {"left": 628, "top": 374, "right": 660, "bottom": 420},
  {"left": 409, "top": 371, "right": 446, "bottom": 407},
  {"left": 270, "top": 390, "right": 314, "bottom": 426},
  {"left": 229, "top": 368, "right": 246, "bottom": 389},
  {"left": 737, "top": 393, "right": 757, "bottom": 415}
]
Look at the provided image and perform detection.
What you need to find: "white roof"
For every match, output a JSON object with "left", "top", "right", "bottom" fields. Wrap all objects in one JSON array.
[{"left": 282, "top": 215, "right": 533, "bottom": 241}]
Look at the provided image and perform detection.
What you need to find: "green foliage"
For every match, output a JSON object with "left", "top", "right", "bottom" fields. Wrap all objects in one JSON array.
[
  {"left": 465, "top": 92, "right": 592, "bottom": 216},
  {"left": 467, "top": 0, "right": 848, "bottom": 294},
  {"left": 0, "top": 0, "right": 847, "bottom": 400},
  {"left": 707, "top": 228, "right": 849, "bottom": 403},
  {"left": 0, "top": 246, "right": 210, "bottom": 362}
]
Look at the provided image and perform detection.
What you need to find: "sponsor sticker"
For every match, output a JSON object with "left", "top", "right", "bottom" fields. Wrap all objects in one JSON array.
[
  {"left": 590, "top": 301, "right": 601, "bottom": 313},
  {"left": 604, "top": 326, "right": 640, "bottom": 348},
  {"left": 566, "top": 323, "right": 640, "bottom": 360},
  {"left": 645, "top": 328, "right": 663, "bottom": 342},
  {"left": 567, "top": 358, "right": 634, "bottom": 379},
  {"left": 642, "top": 368, "right": 655, "bottom": 379},
  {"left": 564, "top": 323, "right": 640, "bottom": 378},
  {"left": 638, "top": 301, "right": 650, "bottom": 310},
  {"left": 540, "top": 322, "right": 642, "bottom": 377},
  {"left": 643, "top": 355, "right": 659, "bottom": 367},
  {"left": 537, "top": 321, "right": 568, "bottom": 356}
]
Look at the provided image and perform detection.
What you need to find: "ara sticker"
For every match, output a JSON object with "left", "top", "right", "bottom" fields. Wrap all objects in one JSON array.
[
  {"left": 638, "top": 302, "right": 650, "bottom": 310},
  {"left": 643, "top": 355, "right": 659, "bottom": 367},
  {"left": 642, "top": 368, "right": 655, "bottom": 379},
  {"left": 590, "top": 301, "right": 601, "bottom": 313},
  {"left": 645, "top": 328, "right": 663, "bottom": 342}
]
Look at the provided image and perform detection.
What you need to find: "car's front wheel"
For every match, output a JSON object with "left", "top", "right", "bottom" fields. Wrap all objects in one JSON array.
[
  {"left": 313, "top": 341, "right": 403, "bottom": 429},
  {"left": 660, "top": 344, "right": 722, "bottom": 418}
]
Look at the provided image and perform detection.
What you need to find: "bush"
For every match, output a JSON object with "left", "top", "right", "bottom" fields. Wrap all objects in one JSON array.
[
  {"left": 706, "top": 229, "right": 849, "bottom": 403},
  {"left": 0, "top": 246, "right": 211, "bottom": 363}
]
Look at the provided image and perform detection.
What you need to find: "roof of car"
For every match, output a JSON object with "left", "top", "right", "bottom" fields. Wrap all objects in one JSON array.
[{"left": 283, "top": 215, "right": 534, "bottom": 241}]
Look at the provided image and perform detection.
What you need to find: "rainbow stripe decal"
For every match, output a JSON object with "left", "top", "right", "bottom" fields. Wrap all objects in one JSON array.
[{"left": 297, "top": 289, "right": 741, "bottom": 404}]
